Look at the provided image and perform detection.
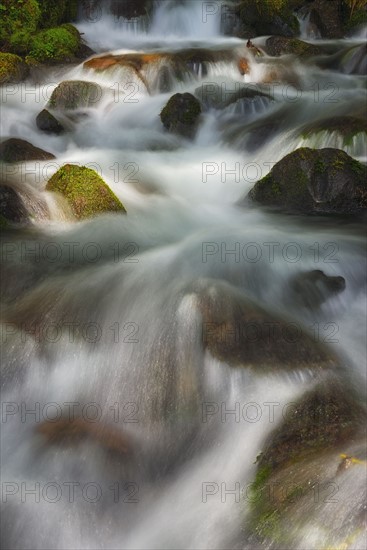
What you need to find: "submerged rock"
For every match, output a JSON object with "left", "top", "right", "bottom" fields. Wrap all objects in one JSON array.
[
  {"left": 0, "top": 138, "right": 55, "bottom": 162},
  {"left": 300, "top": 116, "right": 367, "bottom": 146},
  {"left": 160, "top": 93, "right": 202, "bottom": 139},
  {"left": 288, "top": 269, "right": 346, "bottom": 310},
  {"left": 248, "top": 148, "right": 367, "bottom": 216},
  {"left": 195, "top": 83, "right": 271, "bottom": 111},
  {"left": 189, "top": 279, "right": 338, "bottom": 372},
  {"left": 36, "top": 109, "right": 65, "bottom": 134},
  {"left": 265, "top": 36, "right": 322, "bottom": 57},
  {"left": 340, "top": 43, "right": 367, "bottom": 75},
  {"left": 46, "top": 164, "right": 126, "bottom": 220}
]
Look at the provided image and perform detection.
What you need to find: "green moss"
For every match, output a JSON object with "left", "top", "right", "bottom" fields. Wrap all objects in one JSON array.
[
  {"left": 46, "top": 164, "right": 126, "bottom": 220},
  {"left": 0, "top": 214, "right": 9, "bottom": 229},
  {"left": 0, "top": 51, "right": 28, "bottom": 83},
  {"left": 0, "top": 0, "right": 41, "bottom": 52},
  {"left": 27, "top": 25, "right": 80, "bottom": 63}
]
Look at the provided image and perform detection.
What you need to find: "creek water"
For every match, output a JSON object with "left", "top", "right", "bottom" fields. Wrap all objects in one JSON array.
[{"left": 1, "top": 1, "right": 366, "bottom": 549}]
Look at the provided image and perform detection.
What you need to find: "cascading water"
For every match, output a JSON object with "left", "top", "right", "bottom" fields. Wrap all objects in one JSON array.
[{"left": 1, "top": 1, "right": 366, "bottom": 549}]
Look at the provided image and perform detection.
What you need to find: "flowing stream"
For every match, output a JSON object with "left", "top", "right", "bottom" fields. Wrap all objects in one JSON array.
[{"left": 1, "top": 1, "right": 366, "bottom": 549}]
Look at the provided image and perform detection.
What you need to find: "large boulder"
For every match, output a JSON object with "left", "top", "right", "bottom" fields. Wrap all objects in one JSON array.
[
  {"left": 0, "top": 138, "right": 55, "bottom": 162},
  {"left": 188, "top": 279, "right": 338, "bottom": 372},
  {"left": 246, "top": 373, "right": 366, "bottom": 548},
  {"left": 47, "top": 80, "right": 102, "bottom": 110},
  {"left": 26, "top": 24, "right": 81, "bottom": 64},
  {"left": 160, "top": 93, "right": 202, "bottom": 139},
  {"left": 248, "top": 148, "right": 367, "bottom": 216},
  {"left": 36, "top": 109, "right": 65, "bottom": 134},
  {"left": 265, "top": 36, "right": 322, "bottom": 57},
  {"left": 0, "top": 53, "right": 29, "bottom": 84},
  {"left": 46, "top": 164, "right": 126, "bottom": 220},
  {"left": 308, "top": 0, "right": 347, "bottom": 38},
  {"left": 229, "top": 0, "right": 300, "bottom": 39}
]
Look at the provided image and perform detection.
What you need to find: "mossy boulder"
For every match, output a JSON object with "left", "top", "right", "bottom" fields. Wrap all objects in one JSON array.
[
  {"left": 47, "top": 80, "right": 102, "bottom": 110},
  {"left": 0, "top": 184, "right": 29, "bottom": 225},
  {"left": 0, "top": 0, "right": 41, "bottom": 54},
  {"left": 0, "top": 52, "right": 29, "bottom": 83},
  {"left": 0, "top": 138, "right": 55, "bottom": 162},
  {"left": 46, "top": 164, "right": 126, "bottom": 220},
  {"left": 246, "top": 373, "right": 366, "bottom": 548},
  {"left": 265, "top": 36, "right": 322, "bottom": 57},
  {"left": 38, "top": 0, "right": 78, "bottom": 29},
  {"left": 301, "top": 116, "right": 367, "bottom": 147},
  {"left": 36, "top": 109, "right": 65, "bottom": 134},
  {"left": 233, "top": 0, "right": 300, "bottom": 38},
  {"left": 160, "top": 93, "right": 202, "bottom": 139},
  {"left": 27, "top": 24, "right": 81, "bottom": 64},
  {"left": 248, "top": 148, "right": 367, "bottom": 216},
  {"left": 188, "top": 278, "right": 338, "bottom": 372}
]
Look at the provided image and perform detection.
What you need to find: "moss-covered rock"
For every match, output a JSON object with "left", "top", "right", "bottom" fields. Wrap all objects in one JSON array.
[
  {"left": 265, "top": 36, "right": 322, "bottom": 57},
  {"left": 0, "top": 138, "right": 55, "bottom": 162},
  {"left": 0, "top": 184, "right": 29, "bottom": 224},
  {"left": 46, "top": 164, "right": 126, "bottom": 220},
  {"left": 246, "top": 373, "right": 366, "bottom": 548},
  {"left": 233, "top": 0, "right": 300, "bottom": 38},
  {"left": 0, "top": 0, "right": 41, "bottom": 53},
  {"left": 160, "top": 93, "right": 202, "bottom": 139},
  {"left": 38, "top": 0, "right": 78, "bottom": 29},
  {"left": 0, "top": 52, "right": 29, "bottom": 83},
  {"left": 36, "top": 109, "right": 65, "bottom": 134},
  {"left": 248, "top": 147, "right": 367, "bottom": 216},
  {"left": 47, "top": 80, "right": 102, "bottom": 110},
  {"left": 27, "top": 24, "right": 80, "bottom": 63}
]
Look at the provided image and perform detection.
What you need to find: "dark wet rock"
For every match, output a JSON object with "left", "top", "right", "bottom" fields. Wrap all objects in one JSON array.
[
  {"left": 0, "top": 138, "right": 55, "bottom": 162},
  {"left": 160, "top": 93, "right": 202, "bottom": 139},
  {"left": 340, "top": 43, "right": 367, "bottom": 75},
  {"left": 248, "top": 148, "right": 367, "bottom": 216},
  {"left": 189, "top": 278, "right": 338, "bottom": 371},
  {"left": 110, "top": 0, "right": 151, "bottom": 19},
  {"left": 0, "top": 185, "right": 29, "bottom": 225},
  {"left": 289, "top": 270, "right": 346, "bottom": 310},
  {"left": 265, "top": 36, "right": 322, "bottom": 57},
  {"left": 36, "top": 109, "right": 65, "bottom": 134},
  {"left": 300, "top": 116, "right": 367, "bottom": 146},
  {"left": 0, "top": 53, "right": 29, "bottom": 84},
  {"left": 228, "top": 0, "right": 300, "bottom": 38},
  {"left": 195, "top": 83, "right": 271, "bottom": 111},
  {"left": 308, "top": 0, "right": 345, "bottom": 38},
  {"left": 48, "top": 80, "right": 102, "bottom": 110},
  {"left": 46, "top": 164, "right": 126, "bottom": 220}
]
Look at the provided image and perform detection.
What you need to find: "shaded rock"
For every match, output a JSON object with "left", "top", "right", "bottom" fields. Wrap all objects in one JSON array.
[
  {"left": 110, "top": 0, "right": 150, "bottom": 19},
  {"left": 189, "top": 279, "right": 338, "bottom": 371},
  {"left": 233, "top": 0, "right": 299, "bottom": 38},
  {"left": 36, "top": 109, "right": 65, "bottom": 134},
  {"left": 0, "top": 138, "right": 55, "bottom": 162},
  {"left": 160, "top": 93, "right": 202, "bottom": 139},
  {"left": 48, "top": 80, "right": 102, "bottom": 110},
  {"left": 0, "top": 185, "right": 29, "bottom": 225},
  {"left": 308, "top": 0, "right": 345, "bottom": 38},
  {"left": 248, "top": 148, "right": 367, "bottom": 216},
  {"left": 265, "top": 36, "right": 322, "bottom": 57},
  {"left": 0, "top": 53, "right": 29, "bottom": 84},
  {"left": 289, "top": 269, "right": 346, "bottom": 310},
  {"left": 46, "top": 164, "right": 126, "bottom": 220}
]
